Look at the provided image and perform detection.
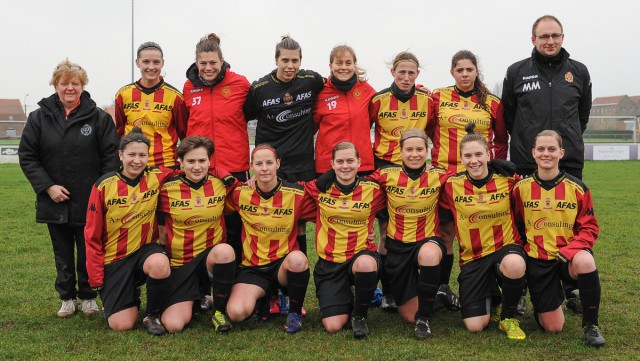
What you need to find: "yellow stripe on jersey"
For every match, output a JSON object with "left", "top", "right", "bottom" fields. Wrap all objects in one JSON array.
[
  {"left": 115, "top": 82, "right": 184, "bottom": 167},
  {"left": 372, "top": 90, "right": 432, "bottom": 164},
  {"left": 443, "top": 173, "right": 520, "bottom": 265},
  {"left": 376, "top": 166, "right": 447, "bottom": 243},
  {"left": 230, "top": 184, "right": 306, "bottom": 267},
  {"left": 158, "top": 175, "right": 228, "bottom": 267},
  {"left": 431, "top": 87, "right": 502, "bottom": 173}
]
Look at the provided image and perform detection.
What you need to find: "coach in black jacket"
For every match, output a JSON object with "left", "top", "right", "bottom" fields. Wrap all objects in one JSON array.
[
  {"left": 19, "top": 59, "right": 119, "bottom": 318},
  {"left": 502, "top": 15, "right": 591, "bottom": 180}
]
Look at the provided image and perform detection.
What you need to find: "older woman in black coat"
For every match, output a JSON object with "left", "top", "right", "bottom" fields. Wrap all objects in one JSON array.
[{"left": 19, "top": 58, "right": 119, "bottom": 318}]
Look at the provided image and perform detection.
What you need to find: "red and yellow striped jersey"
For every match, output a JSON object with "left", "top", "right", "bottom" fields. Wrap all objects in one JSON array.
[
  {"left": 369, "top": 165, "right": 448, "bottom": 243},
  {"left": 158, "top": 173, "right": 231, "bottom": 267},
  {"left": 512, "top": 172, "right": 599, "bottom": 262},
  {"left": 305, "top": 178, "right": 386, "bottom": 263},
  {"left": 115, "top": 79, "right": 187, "bottom": 168},
  {"left": 370, "top": 88, "right": 434, "bottom": 164},
  {"left": 428, "top": 86, "right": 507, "bottom": 174},
  {"left": 441, "top": 172, "right": 521, "bottom": 265},
  {"left": 227, "top": 181, "right": 314, "bottom": 267},
  {"left": 85, "top": 167, "right": 174, "bottom": 287}
]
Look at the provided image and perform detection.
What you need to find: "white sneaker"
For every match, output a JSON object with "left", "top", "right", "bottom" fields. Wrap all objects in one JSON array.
[
  {"left": 79, "top": 299, "right": 100, "bottom": 315},
  {"left": 57, "top": 299, "right": 76, "bottom": 318}
]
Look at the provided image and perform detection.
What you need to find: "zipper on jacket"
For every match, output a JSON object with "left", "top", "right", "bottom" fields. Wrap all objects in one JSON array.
[{"left": 548, "top": 81, "right": 553, "bottom": 128}]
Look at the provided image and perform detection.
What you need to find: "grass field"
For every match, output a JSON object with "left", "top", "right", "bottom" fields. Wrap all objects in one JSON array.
[{"left": 1, "top": 161, "right": 639, "bottom": 360}]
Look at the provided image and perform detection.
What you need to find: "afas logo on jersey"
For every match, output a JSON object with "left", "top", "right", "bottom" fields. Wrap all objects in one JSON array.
[
  {"left": 123, "top": 103, "right": 139, "bottom": 110},
  {"left": 319, "top": 196, "right": 336, "bottom": 205},
  {"left": 240, "top": 204, "right": 258, "bottom": 212},
  {"left": 263, "top": 98, "right": 281, "bottom": 107},
  {"left": 107, "top": 197, "right": 127, "bottom": 206}
]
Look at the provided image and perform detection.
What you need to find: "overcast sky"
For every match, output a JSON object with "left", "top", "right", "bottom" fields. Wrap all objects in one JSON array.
[{"left": 2, "top": 0, "right": 638, "bottom": 114}]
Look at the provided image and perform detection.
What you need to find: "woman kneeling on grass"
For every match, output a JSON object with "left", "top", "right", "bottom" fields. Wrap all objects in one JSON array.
[
  {"left": 85, "top": 127, "right": 173, "bottom": 335},
  {"left": 225, "top": 144, "right": 314, "bottom": 333},
  {"left": 440, "top": 123, "right": 527, "bottom": 340},
  {"left": 367, "top": 129, "right": 448, "bottom": 340},
  {"left": 304, "top": 142, "right": 386, "bottom": 339},
  {"left": 512, "top": 130, "right": 605, "bottom": 347},
  {"left": 156, "top": 136, "right": 236, "bottom": 333}
]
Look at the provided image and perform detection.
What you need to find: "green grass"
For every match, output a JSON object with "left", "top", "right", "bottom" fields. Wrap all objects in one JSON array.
[
  {"left": 1, "top": 161, "right": 639, "bottom": 360},
  {"left": 0, "top": 139, "right": 20, "bottom": 145}
]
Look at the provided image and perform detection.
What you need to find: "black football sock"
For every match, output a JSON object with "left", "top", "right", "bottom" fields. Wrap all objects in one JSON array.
[
  {"left": 296, "top": 234, "right": 307, "bottom": 255},
  {"left": 286, "top": 269, "right": 310, "bottom": 314},
  {"left": 211, "top": 261, "right": 236, "bottom": 312},
  {"left": 501, "top": 275, "right": 526, "bottom": 320},
  {"left": 439, "top": 254, "right": 454, "bottom": 285},
  {"left": 417, "top": 265, "right": 440, "bottom": 320},
  {"left": 578, "top": 270, "right": 601, "bottom": 327},
  {"left": 379, "top": 254, "right": 390, "bottom": 294},
  {"left": 146, "top": 276, "right": 170, "bottom": 315},
  {"left": 353, "top": 271, "right": 378, "bottom": 318}
]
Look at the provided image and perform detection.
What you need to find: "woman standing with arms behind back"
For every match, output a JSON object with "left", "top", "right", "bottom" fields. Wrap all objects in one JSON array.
[
  {"left": 19, "top": 59, "right": 119, "bottom": 318},
  {"left": 115, "top": 41, "right": 187, "bottom": 169},
  {"left": 314, "top": 45, "right": 376, "bottom": 175}
]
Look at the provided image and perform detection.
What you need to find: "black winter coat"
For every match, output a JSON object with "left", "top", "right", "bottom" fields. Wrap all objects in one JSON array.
[
  {"left": 19, "top": 91, "right": 119, "bottom": 225},
  {"left": 502, "top": 48, "right": 592, "bottom": 170}
]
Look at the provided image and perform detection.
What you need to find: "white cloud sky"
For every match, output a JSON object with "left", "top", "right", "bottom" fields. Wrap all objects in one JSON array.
[{"left": 2, "top": 0, "right": 638, "bottom": 112}]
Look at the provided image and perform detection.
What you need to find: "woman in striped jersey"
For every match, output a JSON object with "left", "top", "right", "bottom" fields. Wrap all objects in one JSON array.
[
  {"left": 157, "top": 136, "right": 236, "bottom": 333},
  {"left": 225, "top": 144, "right": 314, "bottom": 334},
  {"left": 367, "top": 129, "right": 448, "bottom": 340},
  {"left": 305, "top": 142, "right": 386, "bottom": 339},
  {"left": 440, "top": 123, "right": 527, "bottom": 340},
  {"left": 369, "top": 51, "right": 436, "bottom": 310},
  {"left": 512, "top": 130, "right": 604, "bottom": 347},
  {"left": 85, "top": 127, "right": 174, "bottom": 335},
  {"left": 428, "top": 50, "right": 508, "bottom": 307}
]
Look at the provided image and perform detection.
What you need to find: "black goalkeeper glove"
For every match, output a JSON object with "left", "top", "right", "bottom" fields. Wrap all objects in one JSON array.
[
  {"left": 316, "top": 169, "right": 336, "bottom": 193},
  {"left": 488, "top": 159, "right": 517, "bottom": 177}
]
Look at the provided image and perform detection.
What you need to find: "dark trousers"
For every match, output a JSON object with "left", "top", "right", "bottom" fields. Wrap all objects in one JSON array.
[{"left": 47, "top": 224, "right": 96, "bottom": 300}]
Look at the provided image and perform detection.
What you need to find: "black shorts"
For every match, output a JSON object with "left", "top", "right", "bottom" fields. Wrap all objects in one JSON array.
[
  {"left": 526, "top": 255, "right": 584, "bottom": 313},
  {"left": 385, "top": 237, "right": 446, "bottom": 305},
  {"left": 277, "top": 169, "right": 316, "bottom": 182},
  {"left": 438, "top": 206, "right": 454, "bottom": 224},
  {"left": 163, "top": 248, "right": 212, "bottom": 310},
  {"left": 458, "top": 244, "right": 526, "bottom": 319},
  {"left": 236, "top": 257, "right": 286, "bottom": 294},
  {"left": 100, "top": 243, "right": 165, "bottom": 319},
  {"left": 314, "top": 250, "right": 380, "bottom": 319}
]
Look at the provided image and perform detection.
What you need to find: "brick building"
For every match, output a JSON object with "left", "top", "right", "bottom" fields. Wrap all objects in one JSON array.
[{"left": 0, "top": 99, "right": 27, "bottom": 138}]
